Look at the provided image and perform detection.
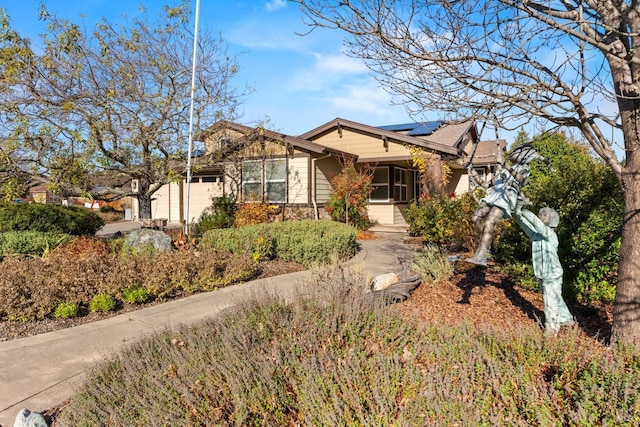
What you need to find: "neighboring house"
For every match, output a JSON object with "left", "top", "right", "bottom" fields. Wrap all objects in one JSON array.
[{"left": 142, "top": 118, "right": 504, "bottom": 227}]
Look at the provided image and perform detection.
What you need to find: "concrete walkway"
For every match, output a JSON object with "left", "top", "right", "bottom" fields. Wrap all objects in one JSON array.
[{"left": 0, "top": 230, "right": 416, "bottom": 426}]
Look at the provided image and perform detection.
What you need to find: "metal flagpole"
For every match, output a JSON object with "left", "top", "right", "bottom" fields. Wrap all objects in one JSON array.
[{"left": 184, "top": 0, "right": 200, "bottom": 236}]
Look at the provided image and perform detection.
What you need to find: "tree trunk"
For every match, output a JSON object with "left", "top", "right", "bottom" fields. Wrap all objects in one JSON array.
[
  {"left": 137, "top": 194, "right": 153, "bottom": 219},
  {"left": 612, "top": 166, "right": 640, "bottom": 347}
]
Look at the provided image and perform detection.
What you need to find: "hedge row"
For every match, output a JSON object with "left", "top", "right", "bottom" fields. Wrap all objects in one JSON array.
[
  {"left": 0, "top": 202, "right": 104, "bottom": 235},
  {"left": 0, "top": 231, "right": 73, "bottom": 258},
  {"left": 0, "top": 246, "right": 257, "bottom": 322},
  {"left": 199, "top": 220, "right": 357, "bottom": 266}
]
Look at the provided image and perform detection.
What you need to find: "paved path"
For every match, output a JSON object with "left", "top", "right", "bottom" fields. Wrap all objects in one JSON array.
[{"left": 0, "top": 230, "right": 416, "bottom": 426}]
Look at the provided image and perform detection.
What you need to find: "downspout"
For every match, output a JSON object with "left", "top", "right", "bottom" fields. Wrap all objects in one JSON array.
[{"left": 311, "top": 153, "right": 332, "bottom": 220}]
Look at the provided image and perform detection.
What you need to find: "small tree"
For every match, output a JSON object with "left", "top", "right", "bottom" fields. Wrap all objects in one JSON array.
[
  {"left": 326, "top": 160, "right": 374, "bottom": 230},
  {"left": 0, "top": 2, "right": 245, "bottom": 218}
]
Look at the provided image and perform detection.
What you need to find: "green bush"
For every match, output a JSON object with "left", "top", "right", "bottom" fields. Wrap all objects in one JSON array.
[
  {"left": 0, "top": 231, "right": 73, "bottom": 257},
  {"left": 412, "top": 244, "right": 454, "bottom": 286},
  {"left": 98, "top": 205, "right": 118, "bottom": 213},
  {"left": 199, "top": 220, "right": 357, "bottom": 266},
  {"left": 121, "top": 286, "right": 150, "bottom": 304},
  {"left": 89, "top": 293, "right": 117, "bottom": 313},
  {"left": 404, "top": 192, "right": 476, "bottom": 251},
  {"left": 196, "top": 195, "right": 235, "bottom": 234},
  {"left": 0, "top": 202, "right": 104, "bottom": 235},
  {"left": 54, "top": 302, "right": 79, "bottom": 319}
]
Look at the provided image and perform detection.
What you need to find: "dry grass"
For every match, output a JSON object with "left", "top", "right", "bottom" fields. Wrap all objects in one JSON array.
[{"left": 59, "top": 264, "right": 640, "bottom": 426}]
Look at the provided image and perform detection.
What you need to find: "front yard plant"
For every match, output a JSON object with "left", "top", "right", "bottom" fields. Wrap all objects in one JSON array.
[{"left": 61, "top": 264, "right": 640, "bottom": 426}]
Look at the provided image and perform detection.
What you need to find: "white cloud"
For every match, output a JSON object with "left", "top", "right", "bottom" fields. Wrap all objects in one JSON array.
[
  {"left": 265, "top": 0, "right": 287, "bottom": 12},
  {"left": 289, "top": 52, "right": 369, "bottom": 90}
]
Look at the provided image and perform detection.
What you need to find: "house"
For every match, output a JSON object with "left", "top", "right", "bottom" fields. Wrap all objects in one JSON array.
[{"left": 140, "top": 118, "right": 504, "bottom": 227}]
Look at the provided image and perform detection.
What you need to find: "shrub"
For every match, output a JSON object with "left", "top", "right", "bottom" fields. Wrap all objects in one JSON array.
[
  {"left": 234, "top": 203, "right": 269, "bottom": 227},
  {"left": 325, "top": 160, "right": 374, "bottom": 230},
  {"left": 404, "top": 192, "right": 476, "bottom": 251},
  {"left": 0, "top": 231, "right": 73, "bottom": 258},
  {"left": 61, "top": 265, "right": 640, "bottom": 426},
  {"left": 0, "top": 202, "right": 104, "bottom": 235},
  {"left": 0, "top": 246, "right": 258, "bottom": 321},
  {"left": 90, "top": 294, "right": 117, "bottom": 312},
  {"left": 196, "top": 195, "right": 235, "bottom": 234},
  {"left": 121, "top": 286, "right": 150, "bottom": 304},
  {"left": 98, "top": 205, "right": 118, "bottom": 213},
  {"left": 412, "top": 244, "right": 454, "bottom": 286},
  {"left": 54, "top": 302, "right": 79, "bottom": 319},
  {"left": 199, "top": 220, "right": 357, "bottom": 266}
]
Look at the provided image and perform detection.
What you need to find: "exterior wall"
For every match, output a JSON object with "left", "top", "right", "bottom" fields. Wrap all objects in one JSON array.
[
  {"left": 393, "top": 204, "right": 409, "bottom": 226},
  {"left": 314, "top": 156, "right": 342, "bottom": 204},
  {"left": 151, "top": 181, "right": 182, "bottom": 221},
  {"left": 288, "top": 156, "right": 309, "bottom": 204},
  {"left": 311, "top": 128, "right": 412, "bottom": 160},
  {"left": 367, "top": 204, "right": 394, "bottom": 225},
  {"left": 448, "top": 168, "right": 470, "bottom": 196}
]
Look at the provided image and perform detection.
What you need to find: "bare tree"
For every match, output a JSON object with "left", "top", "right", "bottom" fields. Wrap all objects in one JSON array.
[
  {"left": 0, "top": 2, "right": 246, "bottom": 218},
  {"left": 293, "top": 0, "right": 640, "bottom": 347}
]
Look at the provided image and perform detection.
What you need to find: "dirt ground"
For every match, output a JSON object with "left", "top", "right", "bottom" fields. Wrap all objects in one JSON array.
[{"left": 401, "top": 262, "right": 613, "bottom": 344}]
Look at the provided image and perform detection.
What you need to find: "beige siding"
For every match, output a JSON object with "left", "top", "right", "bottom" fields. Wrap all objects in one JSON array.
[
  {"left": 314, "top": 157, "right": 342, "bottom": 203},
  {"left": 288, "top": 156, "right": 309, "bottom": 204},
  {"left": 448, "top": 169, "right": 470, "bottom": 196},
  {"left": 393, "top": 205, "right": 409, "bottom": 226},
  {"left": 367, "top": 204, "right": 395, "bottom": 225},
  {"left": 311, "top": 128, "right": 411, "bottom": 160},
  {"left": 151, "top": 182, "right": 181, "bottom": 222}
]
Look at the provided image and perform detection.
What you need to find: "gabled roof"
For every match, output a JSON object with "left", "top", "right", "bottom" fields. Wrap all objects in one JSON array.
[
  {"left": 471, "top": 139, "right": 507, "bottom": 166},
  {"left": 201, "top": 120, "right": 355, "bottom": 158},
  {"left": 298, "top": 118, "right": 460, "bottom": 156}
]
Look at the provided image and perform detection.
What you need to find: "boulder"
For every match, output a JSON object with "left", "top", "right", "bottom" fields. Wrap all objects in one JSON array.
[
  {"left": 370, "top": 272, "right": 400, "bottom": 291},
  {"left": 14, "top": 408, "right": 47, "bottom": 427},
  {"left": 125, "top": 229, "right": 173, "bottom": 253}
]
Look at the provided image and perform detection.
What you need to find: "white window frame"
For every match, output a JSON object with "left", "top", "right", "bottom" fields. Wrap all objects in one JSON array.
[
  {"left": 394, "top": 167, "right": 408, "bottom": 202},
  {"left": 242, "top": 160, "right": 263, "bottom": 202},
  {"left": 265, "top": 158, "right": 286, "bottom": 203},
  {"left": 370, "top": 166, "right": 390, "bottom": 202},
  {"left": 242, "top": 158, "right": 287, "bottom": 203}
]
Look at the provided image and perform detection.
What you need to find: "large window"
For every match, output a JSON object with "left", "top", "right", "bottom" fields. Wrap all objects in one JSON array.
[
  {"left": 265, "top": 159, "right": 286, "bottom": 202},
  {"left": 370, "top": 167, "right": 389, "bottom": 201},
  {"left": 242, "top": 158, "right": 286, "bottom": 203}
]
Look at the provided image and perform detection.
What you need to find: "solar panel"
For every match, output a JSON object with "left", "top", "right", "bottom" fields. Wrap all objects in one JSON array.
[
  {"left": 377, "top": 121, "right": 442, "bottom": 136},
  {"left": 408, "top": 122, "right": 442, "bottom": 136}
]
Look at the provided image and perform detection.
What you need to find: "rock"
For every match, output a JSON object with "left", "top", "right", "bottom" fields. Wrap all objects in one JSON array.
[
  {"left": 14, "top": 408, "right": 47, "bottom": 427},
  {"left": 370, "top": 272, "right": 400, "bottom": 291},
  {"left": 125, "top": 229, "right": 173, "bottom": 252}
]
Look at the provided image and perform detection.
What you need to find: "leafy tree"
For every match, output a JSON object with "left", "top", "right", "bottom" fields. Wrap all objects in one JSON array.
[
  {"left": 294, "top": 0, "right": 640, "bottom": 347},
  {"left": 0, "top": 2, "right": 245, "bottom": 217},
  {"left": 326, "top": 159, "right": 374, "bottom": 230}
]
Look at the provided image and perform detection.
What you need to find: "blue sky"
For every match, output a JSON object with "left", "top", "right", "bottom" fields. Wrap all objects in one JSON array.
[
  {"left": 2, "top": 0, "right": 419, "bottom": 136},
  {"left": 0, "top": 0, "right": 626, "bottom": 157}
]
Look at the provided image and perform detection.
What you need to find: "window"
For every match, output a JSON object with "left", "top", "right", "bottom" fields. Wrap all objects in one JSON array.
[
  {"left": 242, "top": 158, "right": 286, "bottom": 203},
  {"left": 370, "top": 167, "right": 389, "bottom": 201},
  {"left": 242, "top": 160, "right": 263, "bottom": 202},
  {"left": 394, "top": 167, "right": 408, "bottom": 202},
  {"left": 265, "top": 159, "right": 286, "bottom": 202},
  {"left": 201, "top": 176, "right": 221, "bottom": 183}
]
